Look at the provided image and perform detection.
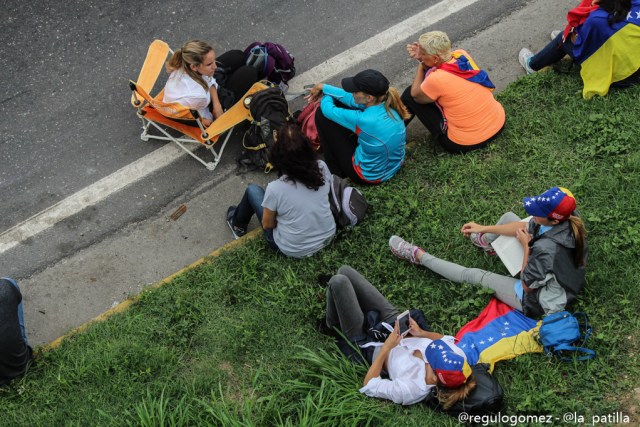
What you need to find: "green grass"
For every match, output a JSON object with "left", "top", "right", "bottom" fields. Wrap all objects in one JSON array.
[{"left": 1, "top": 71, "right": 639, "bottom": 426}]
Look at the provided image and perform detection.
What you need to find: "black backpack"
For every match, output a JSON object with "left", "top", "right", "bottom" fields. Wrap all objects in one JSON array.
[
  {"left": 423, "top": 363, "right": 504, "bottom": 415},
  {"left": 240, "top": 86, "right": 292, "bottom": 172},
  {"left": 329, "top": 174, "right": 368, "bottom": 228}
]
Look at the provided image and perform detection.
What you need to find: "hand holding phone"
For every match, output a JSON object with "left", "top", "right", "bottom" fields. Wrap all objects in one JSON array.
[{"left": 396, "top": 310, "right": 411, "bottom": 337}]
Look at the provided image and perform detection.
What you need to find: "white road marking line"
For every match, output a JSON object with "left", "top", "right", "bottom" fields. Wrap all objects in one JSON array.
[
  {"left": 288, "top": 0, "right": 482, "bottom": 93},
  {"left": 0, "top": 0, "right": 480, "bottom": 255},
  {"left": 0, "top": 143, "right": 196, "bottom": 254}
]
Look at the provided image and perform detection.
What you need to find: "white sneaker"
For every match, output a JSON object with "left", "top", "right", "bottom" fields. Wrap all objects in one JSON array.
[
  {"left": 389, "top": 236, "right": 424, "bottom": 265},
  {"left": 518, "top": 48, "right": 535, "bottom": 74},
  {"left": 550, "top": 30, "right": 562, "bottom": 41}
]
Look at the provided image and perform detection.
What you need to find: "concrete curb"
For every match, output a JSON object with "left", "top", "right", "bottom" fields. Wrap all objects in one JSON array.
[{"left": 41, "top": 228, "right": 262, "bottom": 352}]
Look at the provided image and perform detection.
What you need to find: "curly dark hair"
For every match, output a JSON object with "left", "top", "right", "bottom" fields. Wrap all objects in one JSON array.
[
  {"left": 269, "top": 124, "right": 325, "bottom": 190},
  {"left": 597, "top": 0, "right": 631, "bottom": 25}
]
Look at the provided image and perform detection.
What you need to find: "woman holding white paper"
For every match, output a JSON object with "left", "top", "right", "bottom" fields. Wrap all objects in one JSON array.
[{"left": 389, "top": 187, "right": 588, "bottom": 318}]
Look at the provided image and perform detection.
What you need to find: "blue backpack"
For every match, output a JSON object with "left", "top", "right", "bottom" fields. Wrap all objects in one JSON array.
[{"left": 537, "top": 311, "right": 595, "bottom": 361}]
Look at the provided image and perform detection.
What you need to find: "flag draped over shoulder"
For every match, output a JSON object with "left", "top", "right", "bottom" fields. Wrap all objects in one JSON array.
[
  {"left": 438, "top": 50, "right": 496, "bottom": 90},
  {"left": 573, "top": 0, "right": 640, "bottom": 99},
  {"left": 455, "top": 298, "right": 542, "bottom": 372},
  {"left": 563, "top": 0, "right": 598, "bottom": 41}
]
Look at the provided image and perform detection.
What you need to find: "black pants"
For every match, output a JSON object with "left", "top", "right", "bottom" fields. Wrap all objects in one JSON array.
[
  {"left": 400, "top": 86, "right": 498, "bottom": 154},
  {"left": 216, "top": 50, "right": 259, "bottom": 106},
  {"left": 315, "top": 106, "right": 369, "bottom": 185}
]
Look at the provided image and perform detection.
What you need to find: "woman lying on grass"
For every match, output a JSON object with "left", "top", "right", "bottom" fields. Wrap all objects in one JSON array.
[
  {"left": 226, "top": 124, "right": 336, "bottom": 257},
  {"left": 390, "top": 187, "right": 588, "bottom": 318},
  {"left": 325, "top": 266, "right": 476, "bottom": 407}
]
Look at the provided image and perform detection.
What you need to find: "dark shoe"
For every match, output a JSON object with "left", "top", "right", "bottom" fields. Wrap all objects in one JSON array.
[
  {"left": 316, "top": 274, "right": 332, "bottom": 288},
  {"left": 226, "top": 206, "right": 247, "bottom": 240},
  {"left": 316, "top": 318, "right": 339, "bottom": 337}
]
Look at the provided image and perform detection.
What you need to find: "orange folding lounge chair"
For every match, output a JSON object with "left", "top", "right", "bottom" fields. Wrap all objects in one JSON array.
[{"left": 130, "top": 39, "right": 269, "bottom": 171}]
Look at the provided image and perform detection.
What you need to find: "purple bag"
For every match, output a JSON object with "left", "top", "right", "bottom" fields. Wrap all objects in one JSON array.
[{"left": 244, "top": 42, "right": 296, "bottom": 84}]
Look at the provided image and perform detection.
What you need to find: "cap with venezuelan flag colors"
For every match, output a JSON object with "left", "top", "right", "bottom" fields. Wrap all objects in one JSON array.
[
  {"left": 425, "top": 339, "right": 472, "bottom": 389},
  {"left": 523, "top": 187, "right": 576, "bottom": 221}
]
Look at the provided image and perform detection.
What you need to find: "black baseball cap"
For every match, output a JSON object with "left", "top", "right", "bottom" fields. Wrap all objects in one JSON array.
[{"left": 341, "top": 69, "right": 390, "bottom": 97}]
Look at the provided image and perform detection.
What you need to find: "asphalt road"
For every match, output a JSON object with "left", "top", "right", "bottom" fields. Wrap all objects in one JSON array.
[
  {"left": 0, "top": 0, "right": 579, "bottom": 346},
  {"left": 1, "top": 0, "right": 447, "bottom": 231},
  {"left": 0, "top": 0, "right": 529, "bottom": 279}
]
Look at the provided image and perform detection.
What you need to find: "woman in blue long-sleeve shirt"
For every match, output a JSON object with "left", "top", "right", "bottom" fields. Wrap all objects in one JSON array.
[{"left": 306, "top": 70, "right": 410, "bottom": 184}]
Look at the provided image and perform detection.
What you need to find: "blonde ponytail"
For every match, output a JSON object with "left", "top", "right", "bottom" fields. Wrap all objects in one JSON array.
[
  {"left": 437, "top": 375, "right": 477, "bottom": 410},
  {"left": 382, "top": 87, "right": 411, "bottom": 120},
  {"left": 165, "top": 49, "right": 183, "bottom": 73},
  {"left": 568, "top": 215, "right": 587, "bottom": 267}
]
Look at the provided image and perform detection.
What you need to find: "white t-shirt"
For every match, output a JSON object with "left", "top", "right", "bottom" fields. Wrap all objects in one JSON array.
[
  {"left": 261, "top": 161, "right": 336, "bottom": 258},
  {"left": 163, "top": 69, "right": 218, "bottom": 120},
  {"left": 359, "top": 335, "right": 462, "bottom": 405}
]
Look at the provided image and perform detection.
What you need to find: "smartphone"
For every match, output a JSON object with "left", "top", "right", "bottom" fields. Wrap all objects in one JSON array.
[{"left": 397, "top": 310, "right": 411, "bottom": 337}]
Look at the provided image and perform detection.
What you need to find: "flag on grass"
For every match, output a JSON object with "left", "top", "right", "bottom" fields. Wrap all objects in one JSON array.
[{"left": 455, "top": 298, "right": 542, "bottom": 372}]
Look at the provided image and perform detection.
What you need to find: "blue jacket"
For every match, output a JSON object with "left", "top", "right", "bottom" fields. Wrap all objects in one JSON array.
[{"left": 320, "top": 85, "right": 406, "bottom": 182}]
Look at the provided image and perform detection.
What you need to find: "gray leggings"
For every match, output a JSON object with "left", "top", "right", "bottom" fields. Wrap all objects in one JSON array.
[
  {"left": 326, "top": 266, "right": 400, "bottom": 341},
  {"left": 419, "top": 212, "right": 523, "bottom": 311}
]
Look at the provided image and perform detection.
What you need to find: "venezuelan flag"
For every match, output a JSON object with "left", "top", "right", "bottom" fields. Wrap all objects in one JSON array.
[
  {"left": 455, "top": 298, "right": 542, "bottom": 372},
  {"left": 574, "top": 0, "right": 640, "bottom": 99},
  {"left": 438, "top": 50, "right": 496, "bottom": 90}
]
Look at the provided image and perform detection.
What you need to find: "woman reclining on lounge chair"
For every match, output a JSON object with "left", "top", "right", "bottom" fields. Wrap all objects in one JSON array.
[{"left": 163, "top": 40, "right": 259, "bottom": 126}]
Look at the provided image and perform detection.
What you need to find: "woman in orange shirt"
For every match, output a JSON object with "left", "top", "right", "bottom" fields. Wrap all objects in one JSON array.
[{"left": 401, "top": 31, "right": 506, "bottom": 153}]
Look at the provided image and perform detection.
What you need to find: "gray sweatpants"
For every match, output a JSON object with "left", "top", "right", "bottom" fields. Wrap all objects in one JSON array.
[
  {"left": 326, "top": 266, "right": 400, "bottom": 341},
  {"left": 419, "top": 212, "right": 523, "bottom": 311}
]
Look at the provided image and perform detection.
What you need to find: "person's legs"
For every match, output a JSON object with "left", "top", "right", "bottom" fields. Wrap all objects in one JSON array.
[
  {"left": 4, "top": 278, "right": 28, "bottom": 346},
  {"left": 325, "top": 274, "right": 367, "bottom": 340},
  {"left": 315, "top": 107, "right": 360, "bottom": 180},
  {"left": 419, "top": 254, "right": 522, "bottom": 310},
  {"left": 438, "top": 136, "right": 488, "bottom": 154},
  {"left": 225, "top": 66, "right": 259, "bottom": 100},
  {"left": 529, "top": 33, "right": 575, "bottom": 71},
  {"left": 337, "top": 266, "right": 399, "bottom": 323},
  {"left": 401, "top": 86, "right": 446, "bottom": 138},
  {"left": 232, "top": 184, "right": 265, "bottom": 228},
  {"left": 468, "top": 211, "right": 521, "bottom": 254},
  {"left": 326, "top": 266, "right": 399, "bottom": 340},
  {"left": 216, "top": 50, "right": 246, "bottom": 72},
  {"left": 263, "top": 228, "right": 280, "bottom": 252},
  {"left": 231, "top": 185, "right": 281, "bottom": 251},
  {"left": 215, "top": 50, "right": 259, "bottom": 108},
  {"left": 483, "top": 212, "right": 522, "bottom": 243}
]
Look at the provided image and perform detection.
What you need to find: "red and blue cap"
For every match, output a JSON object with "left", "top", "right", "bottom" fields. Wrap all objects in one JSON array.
[
  {"left": 523, "top": 187, "right": 576, "bottom": 221},
  {"left": 425, "top": 339, "right": 472, "bottom": 389}
]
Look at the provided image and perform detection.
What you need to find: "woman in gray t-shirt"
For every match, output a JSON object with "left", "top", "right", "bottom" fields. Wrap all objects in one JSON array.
[{"left": 226, "top": 124, "right": 336, "bottom": 257}]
